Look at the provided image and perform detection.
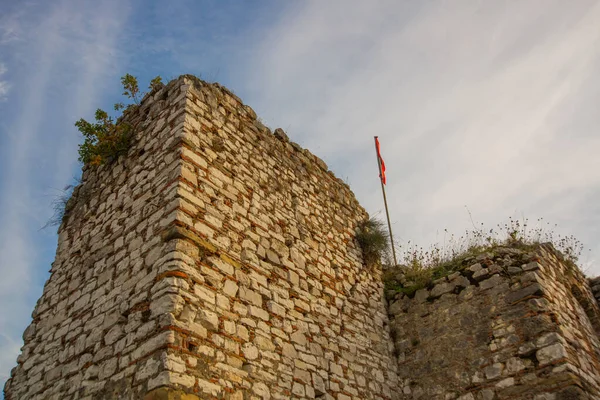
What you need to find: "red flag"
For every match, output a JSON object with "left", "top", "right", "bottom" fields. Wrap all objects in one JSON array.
[{"left": 375, "top": 137, "right": 386, "bottom": 185}]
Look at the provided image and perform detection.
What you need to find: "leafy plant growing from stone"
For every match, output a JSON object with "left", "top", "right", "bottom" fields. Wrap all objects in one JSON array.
[
  {"left": 121, "top": 73, "right": 140, "bottom": 103},
  {"left": 356, "top": 217, "right": 390, "bottom": 267},
  {"left": 76, "top": 74, "right": 162, "bottom": 165},
  {"left": 149, "top": 76, "right": 163, "bottom": 91}
]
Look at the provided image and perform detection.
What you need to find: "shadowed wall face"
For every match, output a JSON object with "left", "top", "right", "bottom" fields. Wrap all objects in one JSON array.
[
  {"left": 388, "top": 244, "right": 600, "bottom": 400},
  {"left": 4, "top": 76, "right": 400, "bottom": 400},
  {"left": 3, "top": 79, "right": 190, "bottom": 400}
]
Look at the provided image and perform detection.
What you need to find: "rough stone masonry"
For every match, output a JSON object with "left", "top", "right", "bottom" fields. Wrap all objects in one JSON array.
[
  {"left": 5, "top": 75, "right": 600, "bottom": 400},
  {"left": 4, "top": 75, "right": 399, "bottom": 399},
  {"left": 387, "top": 243, "right": 600, "bottom": 399}
]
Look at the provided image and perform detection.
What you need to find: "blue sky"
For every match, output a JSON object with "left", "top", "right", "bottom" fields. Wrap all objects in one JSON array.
[{"left": 1, "top": 0, "right": 600, "bottom": 393}]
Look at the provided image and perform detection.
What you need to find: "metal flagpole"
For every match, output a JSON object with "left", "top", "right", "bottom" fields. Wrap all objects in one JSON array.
[{"left": 374, "top": 136, "right": 398, "bottom": 266}]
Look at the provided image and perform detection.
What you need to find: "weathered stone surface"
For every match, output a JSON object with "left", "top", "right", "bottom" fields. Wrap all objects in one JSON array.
[
  {"left": 143, "top": 387, "right": 201, "bottom": 400},
  {"left": 387, "top": 243, "right": 600, "bottom": 399},
  {"left": 414, "top": 288, "right": 429, "bottom": 303},
  {"left": 536, "top": 343, "right": 568, "bottom": 365},
  {"left": 430, "top": 282, "right": 453, "bottom": 298},
  {"left": 479, "top": 274, "right": 503, "bottom": 290},
  {"left": 273, "top": 128, "right": 289, "bottom": 142},
  {"left": 505, "top": 283, "right": 544, "bottom": 304}
]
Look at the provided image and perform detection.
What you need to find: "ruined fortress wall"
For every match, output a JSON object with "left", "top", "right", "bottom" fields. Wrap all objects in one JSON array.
[
  {"left": 6, "top": 74, "right": 600, "bottom": 400},
  {"left": 388, "top": 244, "right": 600, "bottom": 400},
  {"left": 4, "top": 79, "right": 191, "bottom": 399},
  {"left": 5, "top": 76, "right": 399, "bottom": 400}
]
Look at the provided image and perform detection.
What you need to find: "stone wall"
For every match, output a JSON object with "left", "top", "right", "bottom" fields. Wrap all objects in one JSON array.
[
  {"left": 588, "top": 276, "right": 600, "bottom": 309},
  {"left": 387, "top": 243, "right": 600, "bottom": 400},
  {"left": 4, "top": 75, "right": 399, "bottom": 400},
  {"left": 4, "top": 78, "right": 191, "bottom": 399}
]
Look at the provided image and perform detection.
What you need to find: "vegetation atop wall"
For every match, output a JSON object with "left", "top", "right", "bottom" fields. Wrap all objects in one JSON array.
[{"left": 384, "top": 217, "right": 586, "bottom": 299}]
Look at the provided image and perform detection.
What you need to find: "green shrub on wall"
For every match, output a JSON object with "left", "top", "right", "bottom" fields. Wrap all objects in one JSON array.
[
  {"left": 75, "top": 74, "right": 162, "bottom": 165},
  {"left": 76, "top": 109, "right": 134, "bottom": 165}
]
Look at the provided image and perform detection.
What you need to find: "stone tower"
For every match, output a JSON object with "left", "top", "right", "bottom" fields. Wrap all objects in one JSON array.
[{"left": 4, "top": 76, "right": 399, "bottom": 399}]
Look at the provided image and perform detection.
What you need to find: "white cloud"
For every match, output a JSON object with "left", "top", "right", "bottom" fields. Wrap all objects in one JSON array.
[
  {"left": 0, "top": 63, "right": 8, "bottom": 99},
  {"left": 240, "top": 1, "right": 600, "bottom": 273},
  {"left": 0, "top": 0, "right": 130, "bottom": 389},
  {"left": 0, "top": 82, "right": 8, "bottom": 99}
]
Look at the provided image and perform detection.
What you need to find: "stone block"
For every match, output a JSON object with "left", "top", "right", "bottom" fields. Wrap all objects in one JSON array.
[
  {"left": 536, "top": 343, "right": 568, "bottom": 365},
  {"left": 505, "top": 283, "right": 544, "bottom": 304}
]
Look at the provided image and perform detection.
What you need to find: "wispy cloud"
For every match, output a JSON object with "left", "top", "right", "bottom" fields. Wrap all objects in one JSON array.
[
  {"left": 0, "top": 10, "right": 22, "bottom": 45},
  {"left": 0, "top": 63, "right": 9, "bottom": 100},
  {"left": 240, "top": 1, "right": 600, "bottom": 272},
  {"left": 0, "top": 0, "right": 130, "bottom": 390}
]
